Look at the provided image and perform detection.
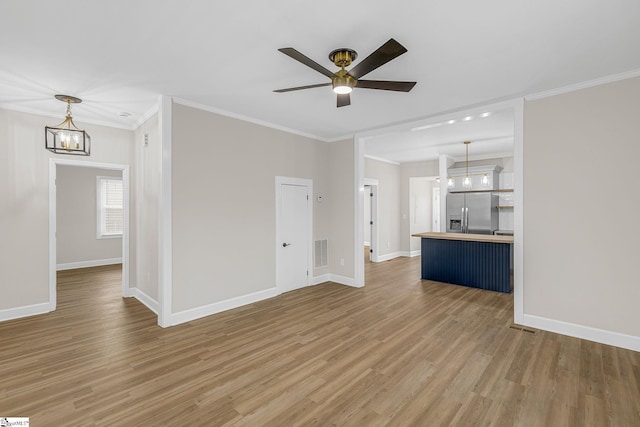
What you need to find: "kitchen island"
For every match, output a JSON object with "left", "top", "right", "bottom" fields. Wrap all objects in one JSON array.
[{"left": 412, "top": 232, "right": 514, "bottom": 293}]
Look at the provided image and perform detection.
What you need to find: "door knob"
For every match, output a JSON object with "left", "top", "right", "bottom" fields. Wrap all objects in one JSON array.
[{"left": 282, "top": 243, "right": 292, "bottom": 247}]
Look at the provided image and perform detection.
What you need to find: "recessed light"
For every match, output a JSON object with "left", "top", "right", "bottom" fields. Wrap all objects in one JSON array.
[
  {"left": 463, "top": 116, "right": 473, "bottom": 121},
  {"left": 119, "top": 112, "right": 131, "bottom": 118},
  {"left": 447, "top": 119, "right": 456, "bottom": 124},
  {"left": 480, "top": 112, "right": 491, "bottom": 118},
  {"left": 411, "top": 122, "right": 442, "bottom": 131}
]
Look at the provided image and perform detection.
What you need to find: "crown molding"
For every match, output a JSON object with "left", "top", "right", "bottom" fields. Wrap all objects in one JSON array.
[
  {"left": 363, "top": 154, "right": 401, "bottom": 166},
  {"left": 172, "top": 97, "right": 328, "bottom": 142},
  {"left": 525, "top": 68, "right": 640, "bottom": 101},
  {"left": 134, "top": 103, "right": 159, "bottom": 129}
]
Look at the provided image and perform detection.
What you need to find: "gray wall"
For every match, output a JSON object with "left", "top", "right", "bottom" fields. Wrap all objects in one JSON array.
[
  {"left": 0, "top": 103, "right": 357, "bottom": 325},
  {"left": 7, "top": 73, "right": 638, "bottom": 346},
  {"left": 132, "top": 113, "right": 160, "bottom": 301},
  {"left": 524, "top": 76, "right": 640, "bottom": 337},
  {"left": 328, "top": 139, "right": 355, "bottom": 278},
  {"left": 0, "top": 108, "right": 133, "bottom": 311},
  {"left": 364, "top": 158, "right": 401, "bottom": 256},
  {"left": 409, "top": 177, "right": 436, "bottom": 252},
  {"left": 170, "top": 103, "right": 352, "bottom": 313},
  {"left": 364, "top": 158, "right": 440, "bottom": 256},
  {"left": 400, "top": 160, "right": 439, "bottom": 252},
  {"left": 56, "top": 166, "right": 122, "bottom": 266}
]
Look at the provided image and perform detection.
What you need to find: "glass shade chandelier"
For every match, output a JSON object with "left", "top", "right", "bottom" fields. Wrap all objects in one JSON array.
[
  {"left": 45, "top": 95, "right": 91, "bottom": 155},
  {"left": 462, "top": 141, "right": 471, "bottom": 188},
  {"left": 446, "top": 141, "right": 495, "bottom": 189}
]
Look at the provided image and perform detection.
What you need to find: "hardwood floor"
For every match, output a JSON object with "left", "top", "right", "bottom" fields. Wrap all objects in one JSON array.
[{"left": 1, "top": 260, "right": 639, "bottom": 426}]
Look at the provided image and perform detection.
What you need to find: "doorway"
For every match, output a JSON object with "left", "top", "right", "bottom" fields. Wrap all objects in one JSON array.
[
  {"left": 48, "top": 159, "right": 130, "bottom": 312},
  {"left": 363, "top": 178, "right": 378, "bottom": 263},
  {"left": 275, "top": 176, "right": 313, "bottom": 294},
  {"left": 409, "top": 176, "right": 439, "bottom": 255},
  {"left": 354, "top": 99, "right": 522, "bottom": 296}
]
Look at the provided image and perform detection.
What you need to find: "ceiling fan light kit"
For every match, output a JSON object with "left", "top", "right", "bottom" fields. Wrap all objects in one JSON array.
[
  {"left": 275, "top": 38, "right": 416, "bottom": 107},
  {"left": 332, "top": 70, "right": 356, "bottom": 94}
]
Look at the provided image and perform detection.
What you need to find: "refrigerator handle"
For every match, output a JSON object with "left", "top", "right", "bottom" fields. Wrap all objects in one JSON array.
[
  {"left": 465, "top": 207, "right": 469, "bottom": 233},
  {"left": 461, "top": 207, "right": 465, "bottom": 233},
  {"left": 464, "top": 208, "right": 469, "bottom": 233}
]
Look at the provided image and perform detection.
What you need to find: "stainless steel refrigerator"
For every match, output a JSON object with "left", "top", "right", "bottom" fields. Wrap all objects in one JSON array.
[{"left": 446, "top": 193, "right": 498, "bottom": 234}]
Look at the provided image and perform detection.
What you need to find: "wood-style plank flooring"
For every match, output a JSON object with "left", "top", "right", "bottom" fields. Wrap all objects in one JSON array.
[{"left": 1, "top": 259, "right": 639, "bottom": 426}]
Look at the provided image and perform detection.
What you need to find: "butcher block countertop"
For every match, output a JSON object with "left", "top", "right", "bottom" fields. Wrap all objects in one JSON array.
[{"left": 411, "top": 232, "right": 514, "bottom": 244}]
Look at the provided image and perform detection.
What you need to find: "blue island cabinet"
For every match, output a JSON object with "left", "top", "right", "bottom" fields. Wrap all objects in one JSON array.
[{"left": 415, "top": 232, "right": 513, "bottom": 293}]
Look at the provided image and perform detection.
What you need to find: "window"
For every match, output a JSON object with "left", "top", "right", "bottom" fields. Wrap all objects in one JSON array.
[{"left": 97, "top": 176, "right": 123, "bottom": 238}]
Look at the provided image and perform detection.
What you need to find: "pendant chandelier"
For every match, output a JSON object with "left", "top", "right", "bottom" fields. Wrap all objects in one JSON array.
[
  {"left": 463, "top": 140, "right": 471, "bottom": 188},
  {"left": 45, "top": 95, "right": 91, "bottom": 156},
  {"left": 446, "top": 140, "right": 495, "bottom": 190}
]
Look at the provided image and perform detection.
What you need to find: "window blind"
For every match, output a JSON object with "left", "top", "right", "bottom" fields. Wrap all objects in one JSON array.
[{"left": 100, "top": 178, "right": 123, "bottom": 236}]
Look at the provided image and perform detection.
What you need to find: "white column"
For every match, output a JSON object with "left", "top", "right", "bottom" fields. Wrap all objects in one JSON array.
[{"left": 438, "top": 154, "right": 455, "bottom": 232}]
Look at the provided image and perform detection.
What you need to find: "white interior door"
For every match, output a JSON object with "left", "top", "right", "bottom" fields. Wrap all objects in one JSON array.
[
  {"left": 363, "top": 179, "right": 378, "bottom": 263},
  {"left": 364, "top": 185, "right": 371, "bottom": 246},
  {"left": 277, "top": 182, "right": 310, "bottom": 293}
]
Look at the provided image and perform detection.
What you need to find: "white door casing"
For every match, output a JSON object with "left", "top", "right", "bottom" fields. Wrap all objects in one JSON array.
[
  {"left": 275, "top": 177, "right": 312, "bottom": 293},
  {"left": 49, "top": 158, "right": 130, "bottom": 313}
]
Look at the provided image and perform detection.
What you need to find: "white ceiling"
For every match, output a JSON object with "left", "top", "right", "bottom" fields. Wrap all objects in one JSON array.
[
  {"left": 364, "top": 107, "right": 515, "bottom": 163},
  {"left": 1, "top": 0, "right": 639, "bottom": 156}
]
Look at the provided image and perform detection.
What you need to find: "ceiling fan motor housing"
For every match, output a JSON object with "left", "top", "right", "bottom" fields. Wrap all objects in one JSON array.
[{"left": 329, "top": 49, "right": 357, "bottom": 67}]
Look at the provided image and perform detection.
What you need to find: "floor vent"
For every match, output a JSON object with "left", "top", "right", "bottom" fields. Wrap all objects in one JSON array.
[
  {"left": 509, "top": 325, "right": 536, "bottom": 334},
  {"left": 315, "top": 239, "right": 328, "bottom": 268}
]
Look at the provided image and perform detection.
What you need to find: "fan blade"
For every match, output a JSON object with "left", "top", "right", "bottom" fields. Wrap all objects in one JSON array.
[
  {"left": 337, "top": 93, "right": 351, "bottom": 107},
  {"left": 274, "top": 83, "right": 331, "bottom": 93},
  {"left": 278, "top": 48, "right": 335, "bottom": 79},
  {"left": 349, "top": 39, "right": 408, "bottom": 79},
  {"left": 356, "top": 80, "right": 416, "bottom": 92}
]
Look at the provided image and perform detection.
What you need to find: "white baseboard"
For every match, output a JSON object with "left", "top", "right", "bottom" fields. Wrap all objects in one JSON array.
[
  {"left": 0, "top": 302, "right": 52, "bottom": 322},
  {"left": 170, "top": 287, "right": 280, "bottom": 326},
  {"left": 312, "top": 273, "right": 360, "bottom": 288},
  {"left": 522, "top": 314, "right": 640, "bottom": 352},
  {"left": 311, "top": 274, "right": 330, "bottom": 286},
  {"left": 376, "top": 251, "right": 414, "bottom": 262},
  {"left": 409, "top": 249, "right": 421, "bottom": 257},
  {"left": 328, "top": 274, "right": 361, "bottom": 288},
  {"left": 169, "top": 275, "right": 361, "bottom": 326},
  {"left": 376, "top": 252, "right": 400, "bottom": 262},
  {"left": 57, "top": 257, "right": 122, "bottom": 271},
  {"left": 129, "top": 287, "right": 159, "bottom": 314}
]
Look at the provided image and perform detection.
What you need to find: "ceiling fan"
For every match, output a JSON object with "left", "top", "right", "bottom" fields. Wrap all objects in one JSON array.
[{"left": 274, "top": 38, "right": 416, "bottom": 107}]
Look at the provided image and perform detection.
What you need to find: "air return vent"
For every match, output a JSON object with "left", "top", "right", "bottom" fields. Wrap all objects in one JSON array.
[
  {"left": 509, "top": 325, "right": 536, "bottom": 334},
  {"left": 315, "top": 239, "right": 328, "bottom": 268}
]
